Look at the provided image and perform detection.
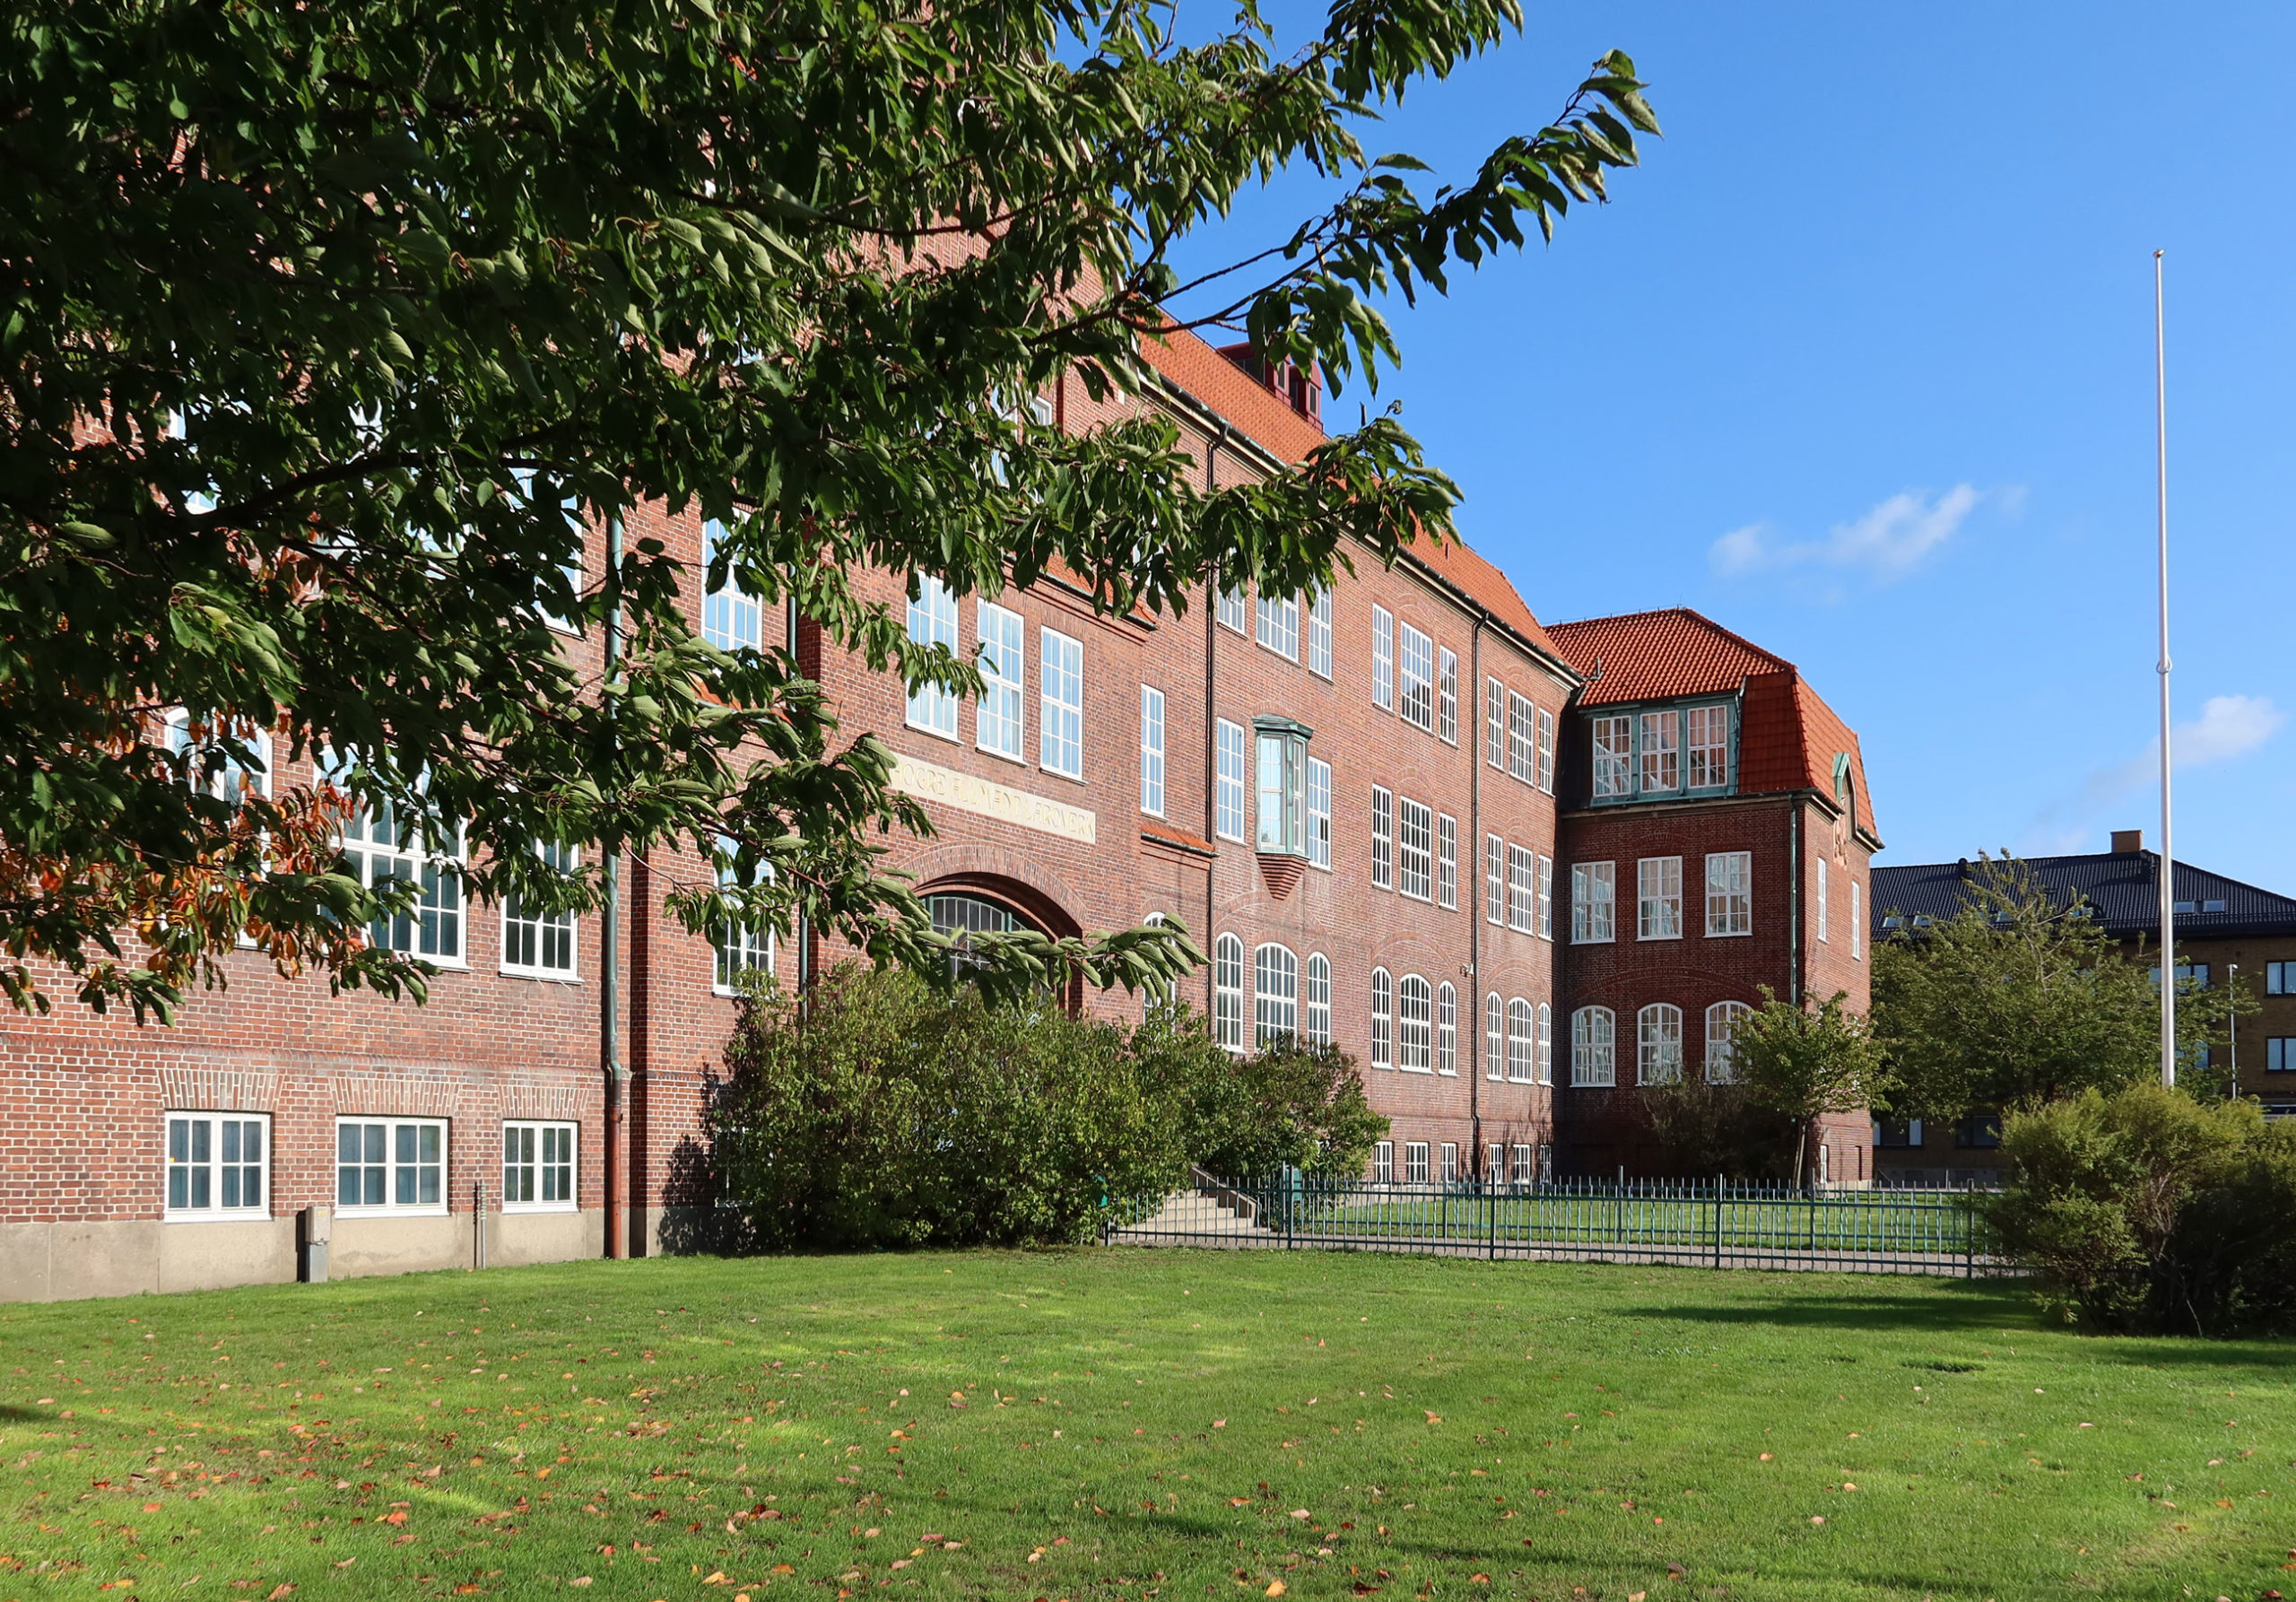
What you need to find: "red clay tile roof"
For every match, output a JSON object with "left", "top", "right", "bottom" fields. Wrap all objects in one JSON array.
[
  {"left": 1544, "top": 607, "right": 1788, "bottom": 707},
  {"left": 1136, "top": 324, "right": 1326, "bottom": 466},
  {"left": 1545, "top": 608, "right": 1878, "bottom": 841},
  {"left": 1136, "top": 325, "right": 1566, "bottom": 667}
]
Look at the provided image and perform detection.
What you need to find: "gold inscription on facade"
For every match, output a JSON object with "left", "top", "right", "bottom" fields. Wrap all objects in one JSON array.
[{"left": 889, "top": 753, "right": 1097, "bottom": 846}]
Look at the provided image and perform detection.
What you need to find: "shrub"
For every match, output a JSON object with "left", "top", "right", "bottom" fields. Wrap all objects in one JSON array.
[
  {"left": 1987, "top": 1084, "right": 2296, "bottom": 1336},
  {"left": 1639, "top": 1078, "right": 1795, "bottom": 1180},
  {"left": 706, "top": 963, "right": 1383, "bottom": 1251}
]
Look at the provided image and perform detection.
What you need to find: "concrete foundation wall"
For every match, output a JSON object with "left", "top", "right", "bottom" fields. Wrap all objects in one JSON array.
[{"left": 1, "top": 1208, "right": 605, "bottom": 1302}]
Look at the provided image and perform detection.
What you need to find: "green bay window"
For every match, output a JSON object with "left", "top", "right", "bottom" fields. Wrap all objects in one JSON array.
[{"left": 1253, "top": 716, "right": 1312, "bottom": 857}]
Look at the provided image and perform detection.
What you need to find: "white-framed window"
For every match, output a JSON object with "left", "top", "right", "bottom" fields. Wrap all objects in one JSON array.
[
  {"left": 1851, "top": 879, "right": 1864, "bottom": 961},
  {"left": 1371, "top": 605, "right": 1394, "bottom": 710},
  {"left": 1305, "top": 953, "right": 1333, "bottom": 1044},
  {"left": 712, "top": 839, "right": 774, "bottom": 995},
  {"left": 1215, "top": 720, "right": 1248, "bottom": 841},
  {"left": 510, "top": 467, "right": 587, "bottom": 634},
  {"left": 1488, "top": 1142, "right": 1506, "bottom": 1181},
  {"left": 1255, "top": 943, "right": 1300, "bottom": 1047},
  {"left": 1535, "top": 1002, "right": 1553, "bottom": 1085},
  {"left": 1438, "top": 648, "right": 1458, "bottom": 744},
  {"left": 1397, "top": 974, "right": 1433, "bottom": 1072},
  {"left": 1485, "top": 678, "right": 1506, "bottom": 770},
  {"left": 1485, "top": 834, "right": 1505, "bottom": 926},
  {"left": 1307, "top": 757, "right": 1333, "bottom": 869},
  {"left": 1213, "top": 933, "right": 1246, "bottom": 1053},
  {"left": 164, "top": 1112, "right": 270, "bottom": 1221},
  {"left": 165, "top": 710, "right": 272, "bottom": 807},
  {"left": 700, "top": 518, "right": 762, "bottom": 652},
  {"left": 335, "top": 1117, "right": 447, "bottom": 1215},
  {"left": 1535, "top": 707, "right": 1557, "bottom": 793},
  {"left": 1439, "top": 1143, "right": 1459, "bottom": 1184},
  {"left": 1572, "top": 860, "right": 1616, "bottom": 944},
  {"left": 1308, "top": 587, "right": 1335, "bottom": 678},
  {"left": 1397, "top": 622, "right": 1435, "bottom": 732},
  {"left": 1436, "top": 982, "right": 1457, "bottom": 1075},
  {"left": 1039, "top": 627, "right": 1083, "bottom": 778},
  {"left": 1705, "top": 1000, "right": 1752, "bottom": 1084},
  {"left": 1535, "top": 854, "right": 1554, "bottom": 939},
  {"left": 1397, "top": 797, "right": 1432, "bottom": 901},
  {"left": 1687, "top": 703, "right": 1729, "bottom": 789},
  {"left": 975, "top": 602, "right": 1025, "bottom": 760},
  {"left": 1217, "top": 584, "right": 1249, "bottom": 634},
  {"left": 1370, "top": 786, "right": 1394, "bottom": 890},
  {"left": 1510, "top": 1143, "right": 1535, "bottom": 1185},
  {"left": 1485, "top": 991, "right": 1505, "bottom": 1080},
  {"left": 1436, "top": 814, "right": 1457, "bottom": 910},
  {"left": 904, "top": 573, "right": 960, "bottom": 738},
  {"left": 1509, "top": 844, "right": 1535, "bottom": 933},
  {"left": 1508, "top": 692, "right": 1535, "bottom": 784},
  {"left": 501, "top": 840, "right": 578, "bottom": 979},
  {"left": 339, "top": 796, "right": 465, "bottom": 962},
  {"left": 1591, "top": 714, "right": 1633, "bottom": 798},
  {"left": 1571, "top": 1006, "right": 1617, "bottom": 1087},
  {"left": 1638, "top": 856, "right": 1683, "bottom": 941},
  {"left": 1372, "top": 1141, "right": 1396, "bottom": 1184},
  {"left": 1706, "top": 851, "right": 1752, "bottom": 936},
  {"left": 1370, "top": 967, "right": 1394, "bottom": 1069},
  {"left": 1820, "top": 856, "right": 1836, "bottom": 943},
  {"left": 501, "top": 1121, "right": 578, "bottom": 1210},
  {"left": 1639, "top": 710, "right": 1681, "bottom": 793},
  {"left": 1507, "top": 998, "right": 1535, "bottom": 1083},
  {"left": 1404, "top": 1142, "right": 1431, "bottom": 1184},
  {"left": 1638, "top": 1004, "right": 1684, "bottom": 1084},
  {"left": 1256, "top": 592, "right": 1300, "bottom": 660},
  {"left": 1139, "top": 686, "right": 1165, "bottom": 816}
]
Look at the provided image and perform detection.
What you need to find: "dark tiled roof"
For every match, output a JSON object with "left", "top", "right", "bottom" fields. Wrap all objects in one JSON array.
[{"left": 1872, "top": 850, "right": 2296, "bottom": 942}]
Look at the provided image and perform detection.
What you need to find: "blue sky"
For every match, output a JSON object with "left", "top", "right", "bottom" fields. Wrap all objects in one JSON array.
[{"left": 1164, "top": 1, "right": 2296, "bottom": 889}]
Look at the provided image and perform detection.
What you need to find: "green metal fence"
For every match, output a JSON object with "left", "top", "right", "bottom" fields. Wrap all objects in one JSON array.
[{"left": 1103, "top": 1171, "right": 2007, "bottom": 1276}]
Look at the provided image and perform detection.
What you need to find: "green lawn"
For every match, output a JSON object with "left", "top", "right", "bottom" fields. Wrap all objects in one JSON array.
[{"left": 4, "top": 1250, "right": 2293, "bottom": 1602}]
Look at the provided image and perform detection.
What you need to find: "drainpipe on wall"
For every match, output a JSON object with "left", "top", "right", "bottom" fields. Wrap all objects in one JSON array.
[
  {"left": 601, "top": 516, "right": 626, "bottom": 1260},
  {"left": 1466, "top": 616, "right": 1483, "bottom": 1170},
  {"left": 1203, "top": 424, "right": 1228, "bottom": 1020},
  {"left": 1787, "top": 803, "right": 1803, "bottom": 1007},
  {"left": 787, "top": 596, "right": 812, "bottom": 1010}
]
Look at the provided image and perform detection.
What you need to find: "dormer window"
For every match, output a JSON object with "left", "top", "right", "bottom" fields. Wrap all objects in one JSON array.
[{"left": 1587, "top": 701, "right": 1735, "bottom": 802}]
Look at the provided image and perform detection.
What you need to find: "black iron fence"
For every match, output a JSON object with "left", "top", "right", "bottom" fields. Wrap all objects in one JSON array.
[{"left": 1103, "top": 1170, "right": 2009, "bottom": 1276}]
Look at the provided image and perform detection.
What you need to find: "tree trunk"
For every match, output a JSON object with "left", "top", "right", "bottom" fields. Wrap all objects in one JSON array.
[{"left": 1792, "top": 1120, "right": 1810, "bottom": 1194}]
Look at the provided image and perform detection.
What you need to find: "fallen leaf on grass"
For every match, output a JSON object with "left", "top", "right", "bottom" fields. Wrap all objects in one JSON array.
[
  {"left": 568, "top": 1580, "right": 592, "bottom": 1589},
  {"left": 265, "top": 1589, "right": 293, "bottom": 1601},
  {"left": 1265, "top": 1582, "right": 1285, "bottom": 1598}
]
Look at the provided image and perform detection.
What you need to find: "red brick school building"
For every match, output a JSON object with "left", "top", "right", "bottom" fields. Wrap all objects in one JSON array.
[{"left": 2, "top": 330, "right": 1879, "bottom": 1300}]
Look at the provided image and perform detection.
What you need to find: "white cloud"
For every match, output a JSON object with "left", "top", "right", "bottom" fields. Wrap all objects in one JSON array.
[
  {"left": 1711, "top": 484, "right": 1986, "bottom": 583},
  {"left": 2024, "top": 694, "right": 2288, "bottom": 849}
]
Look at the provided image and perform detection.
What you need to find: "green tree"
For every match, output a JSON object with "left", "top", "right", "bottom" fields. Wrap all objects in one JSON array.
[
  {"left": 1731, "top": 988, "right": 1892, "bottom": 1188},
  {"left": 1872, "top": 857, "right": 2158, "bottom": 1122},
  {"left": 1, "top": 0, "right": 1660, "bottom": 1019}
]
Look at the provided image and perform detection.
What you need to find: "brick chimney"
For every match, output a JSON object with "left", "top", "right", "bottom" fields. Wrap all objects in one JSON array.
[{"left": 2110, "top": 828, "right": 2144, "bottom": 854}]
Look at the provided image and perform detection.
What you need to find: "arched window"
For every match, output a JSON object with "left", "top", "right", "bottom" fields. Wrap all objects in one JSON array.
[
  {"left": 1705, "top": 999, "right": 1752, "bottom": 1084},
  {"left": 1484, "top": 992, "right": 1505, "bottom": 1081},
  {"left": 1397, "top": 975, "right": 1433, "bottom": 1072},
  {"left": 1254, "top": 944, "right": 1299, "bottom": 1048},
  {"left": 927, "top": 892, "right": 1042, "bottom": 982},
  {"left": 1369, "top": 968, "right": 1393, "bottom": 1068},
  {"left": 1507, "top": 998, "right": 1535, "bottom": 1082},
  {"left": 1571, "top": 1006, "right": 1616, "bottom": 1087},
  {"left": 1304, "top": 953, "right": 1333, "bottom": 1045},
  {"left": 1535, "top": 1002, "right": 1554, "bottom": 1085},
  {"left": 1436, "top": 982, "right": 1457, "bottom": 1075},
  {"left": 1638, "top": 1003, "right": 1683, "bottom": 1084},
  {"left": 1213, "top": 934, "right": 1245, "bottom": 1053}
]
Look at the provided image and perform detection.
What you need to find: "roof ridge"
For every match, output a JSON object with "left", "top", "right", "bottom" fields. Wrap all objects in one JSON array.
[{"left": 1549, "top": 605, "right": 1794, "bottom": 675}]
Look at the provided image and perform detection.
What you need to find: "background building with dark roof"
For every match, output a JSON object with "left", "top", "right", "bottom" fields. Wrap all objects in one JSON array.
[{"left": 1872, "top": 831, "right": 2296, "bottom": 1155}]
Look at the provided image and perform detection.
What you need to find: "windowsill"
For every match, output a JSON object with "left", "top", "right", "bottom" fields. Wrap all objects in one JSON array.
[
  {"left": 163, "top": 1211, "right": 272, "bottom": 1225},
  {"left": 335, "top": 1206, "right": 449, "bottom": 1221},
  {"left": 1438, "top": 1068, "right": 1458, "bottom": 1078},
  {"left": 903, "top": 718, "right": 962, "bottom": 744},
  {"left": 711, "top": 979, "right": 774, "bottom": 999},
  {"left": 1309, "top": 667, "right": 1333, "bottom": 683},
  {"left": 1571, "top": 1080, "right": 1618, "bottom": 1090},
  {"left": 1704, "top": 928, "right": 1754, "bottom": 940},
  {"left": 1570, "top": 936, "right": 1617, "bottom": 946},
  {"left": 1254, "top": 639, "right": 1299, "bottom": 665},
  {"left": 1400, "top": 890, "right": 1432, "bottom": 906},
  {"left": 403, "top": 955, "right": 472, "bottom": 972},
  {"left": 1215, "top": 831, "right": 1248, "bottom": 847},
  {"left": 1637, "top": 931, "right": 1685, "bottom": 943},
  {"left": 1039, "top": 765, "right": 1086, "bottom": 786},
  {"left": 500, "top": 967, "right": 582, "bottom": 984},
  {"left": 1508, "top": 922, "right": 1535, "bottom": 936},
  {"left": 1141, "top": 805, "right": 1165, "bottom": 822},
  {"left": 1397, "top": 1064, "right": 1434, "bottom": 1075},
  {"left": 500, "top": 1201, "right": 579, "bottom": 1216},
  {"left": 976, "top": 743, "right": 1029, "bottom": 767}
]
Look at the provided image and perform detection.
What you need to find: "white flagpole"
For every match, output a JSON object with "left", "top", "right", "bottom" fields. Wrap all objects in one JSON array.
[{"left": 2154, "top": 249, "right": 2177, "bottom": 1089}]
